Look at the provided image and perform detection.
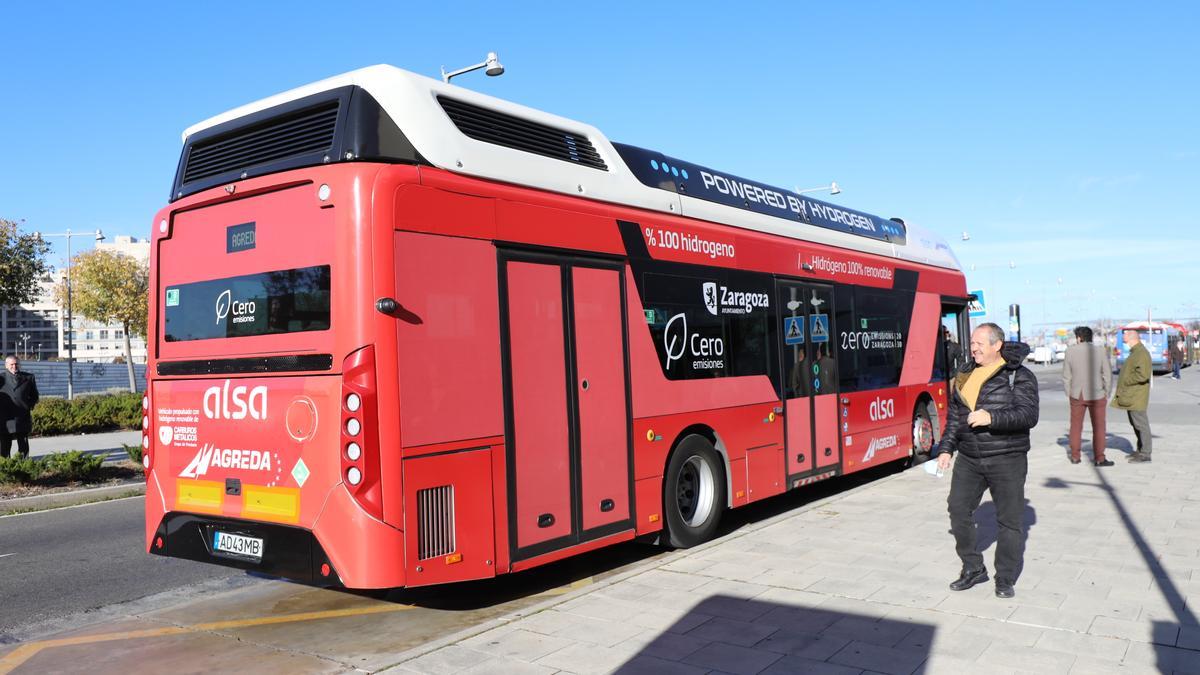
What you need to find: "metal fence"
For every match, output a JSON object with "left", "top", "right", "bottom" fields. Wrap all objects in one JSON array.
[{"left": 16, "top": 362, "right": 146, "bottom": 398}]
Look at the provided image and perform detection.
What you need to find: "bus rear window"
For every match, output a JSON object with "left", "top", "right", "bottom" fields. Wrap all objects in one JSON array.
[{"left": 164, "top": 266, "right": 331, "bottom": 342}]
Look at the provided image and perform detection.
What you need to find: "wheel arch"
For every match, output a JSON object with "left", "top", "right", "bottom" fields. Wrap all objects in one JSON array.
[{"left": 667, "top": 425, "right": 733, "bottom": 508}]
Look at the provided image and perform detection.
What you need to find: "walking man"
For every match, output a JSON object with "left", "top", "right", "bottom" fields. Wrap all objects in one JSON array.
[
  {"left": 1112, "top": 329, "right": 1152, "bottom": 463},
  {"left": 1062, "top": 326, "right": 1112, "bottom": 466},
  {"left": 0, "top": 356, "right": 39, "bottom": 459},
  {"left": 934, "top": 323, "right": 1040, "bottom": 598},
  {"left": 1169, "top": 339, "right": 1183, "bottom": 380}
]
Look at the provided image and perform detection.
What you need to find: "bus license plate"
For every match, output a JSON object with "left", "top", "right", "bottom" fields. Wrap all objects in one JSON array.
[{"left": 213, "top": 531, "right": 264, "bottom": 562}]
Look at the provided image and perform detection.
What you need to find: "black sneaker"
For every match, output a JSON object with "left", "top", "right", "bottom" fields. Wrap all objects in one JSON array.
[
  {"left": 1128, "top": 454, "right": 1152, "bottom": 463},
  {"left": 1094, "top": 459, "right": 1114, "bottom": 467},
  {"left": 949, "top": 568, "right": 989, "bottom": 591},
  {"left": 995, "top": 579, "right": 1015, "bottom": 598}
]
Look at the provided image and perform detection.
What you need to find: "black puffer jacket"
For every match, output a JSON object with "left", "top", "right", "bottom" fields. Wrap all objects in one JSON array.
[{"left": 934, "top": 341, "right": 1039, "bottom": 459}]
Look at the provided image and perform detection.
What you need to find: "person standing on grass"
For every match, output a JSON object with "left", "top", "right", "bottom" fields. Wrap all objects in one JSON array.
[{"left": 0, "top": 356, "right": 39, "bottom": 459}]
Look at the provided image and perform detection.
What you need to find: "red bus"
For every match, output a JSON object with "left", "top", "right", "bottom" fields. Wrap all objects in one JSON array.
[{"left": 144, "top": 65, "right": 969, "bottom": 589}]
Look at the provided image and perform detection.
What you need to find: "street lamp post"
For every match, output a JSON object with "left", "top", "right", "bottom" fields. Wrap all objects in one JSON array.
[
  {"left": 33, "top": 228, "right": 105, "bottom": 399},
  {"left": 19, "top": 333, "right": 30, "bottom": 359}
]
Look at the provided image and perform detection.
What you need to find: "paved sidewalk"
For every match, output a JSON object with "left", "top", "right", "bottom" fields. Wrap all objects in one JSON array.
[
  {"left": 27, "top": 430, "right": 141, "bottom": 462},
  {"left": 389, "top": 376, "right": 1200, "bottom": 674}
]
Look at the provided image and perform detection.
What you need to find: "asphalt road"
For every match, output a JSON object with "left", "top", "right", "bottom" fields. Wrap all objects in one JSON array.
[{"left": 0, "top": 496, "right": 247, "bottom": 641}]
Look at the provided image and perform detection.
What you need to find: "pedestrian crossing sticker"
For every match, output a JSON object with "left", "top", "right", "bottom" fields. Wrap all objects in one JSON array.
[
  {"left": 784, "top": 316, "right": 805, "bottom": 344},
  {"left": 810, "top": 314, "right": 830, "bottom": 343}
]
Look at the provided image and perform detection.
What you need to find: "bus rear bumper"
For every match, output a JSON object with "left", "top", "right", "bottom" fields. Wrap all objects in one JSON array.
[{"left": 149, "top": 512, "right": 346, "bottom": 587}]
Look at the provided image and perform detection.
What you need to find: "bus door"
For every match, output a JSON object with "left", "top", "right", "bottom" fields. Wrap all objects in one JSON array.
[
  {"left": 499, "top": 253, "right": 633, "bottom": 562},
  {"left": 777, "top": 281, "right": 841, "bottom": 482}
]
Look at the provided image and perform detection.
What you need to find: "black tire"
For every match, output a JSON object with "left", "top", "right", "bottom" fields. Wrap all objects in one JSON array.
[
  {"left": 663, "top": 435, "right": 726, "bottom": 548},
  {"left": 911, "top": 405, "right": 935, "bottom": 467}
]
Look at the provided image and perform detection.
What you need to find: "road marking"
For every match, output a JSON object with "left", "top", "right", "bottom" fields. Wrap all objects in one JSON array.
[
  {"left": 0, "top": 601, "right": 414, "bottom": 673},
  {"left": 0, "top": 554, "right": 13, "bottom": 559},
  {"left": 538, "top": 575, "right": 594, "bottom": 598}
]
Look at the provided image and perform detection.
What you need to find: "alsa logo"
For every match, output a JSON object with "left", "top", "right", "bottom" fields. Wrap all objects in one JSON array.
[
  {"left": 203, "top": 381, "right": 268, "bottom": 420},
  {"left": 862, "top": 434, "right": 899, "bottom": 462},
  {"left": 701, "top": 282, "right": 769, "bottom": 316},
  {"left": 179, "top": 443, "right": 272, "bottom": 478},
  {"left": 868, "top": 397, "right": 895, "bottom": 422}
]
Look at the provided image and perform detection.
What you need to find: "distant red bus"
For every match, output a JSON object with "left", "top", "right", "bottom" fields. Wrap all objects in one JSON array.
[{"left": 144, "top": 65, "right": 968, "bottom": 589}]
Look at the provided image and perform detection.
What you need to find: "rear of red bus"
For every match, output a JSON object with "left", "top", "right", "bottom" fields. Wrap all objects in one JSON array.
[{"left": 144, "top": 87, "right": 413, "bottom": 589}]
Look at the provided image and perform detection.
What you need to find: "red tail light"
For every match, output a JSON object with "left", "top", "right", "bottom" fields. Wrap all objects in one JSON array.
[{"left": 341, "top": 346, "right": 383, "bottom": 520}]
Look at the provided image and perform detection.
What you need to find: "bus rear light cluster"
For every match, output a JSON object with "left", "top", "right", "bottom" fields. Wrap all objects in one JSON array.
[
  {"left": 341, "top": 347, "right": 383, "bottom": 520},
  {"left": 142, "top": 395, "right": 152, "bottom": 474}
]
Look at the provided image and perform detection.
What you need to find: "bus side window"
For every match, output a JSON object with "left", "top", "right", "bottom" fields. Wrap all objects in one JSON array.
[{"left": 935, "top": 305, "right": 966, "bottom": 381}]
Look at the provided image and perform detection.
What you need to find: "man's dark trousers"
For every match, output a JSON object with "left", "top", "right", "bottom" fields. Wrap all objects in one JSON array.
[
  {"left": 0, "top": 431, "right": 30, "bottom": 459},
  {"left": 947, "top": 452, "right": 1028, "bottom": 583},
  {"left": 1127, "top": 410, "right": 1152, "bottom": 457}
]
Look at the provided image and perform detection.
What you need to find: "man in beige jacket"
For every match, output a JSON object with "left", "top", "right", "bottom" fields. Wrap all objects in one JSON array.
[{"left": 1062, "top": 326, "right": 1112, "bottom": 466}]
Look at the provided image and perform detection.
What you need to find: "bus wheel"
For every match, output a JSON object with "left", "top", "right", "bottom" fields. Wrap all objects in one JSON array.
[
  {"left": 911, "top": 407, "right": 935, "bottom": 466},
  {"left": 664, "top": 435, "right": 725, "bottom": 548}
]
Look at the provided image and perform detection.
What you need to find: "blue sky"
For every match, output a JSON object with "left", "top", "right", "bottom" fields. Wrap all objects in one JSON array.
[{"left": 2, "top": 2, "right": 1196, "bottom": 330}]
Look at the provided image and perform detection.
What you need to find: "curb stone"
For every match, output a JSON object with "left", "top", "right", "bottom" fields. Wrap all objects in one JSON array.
[{"left": 0, "top": 481, "right": 146, "bottom": 516}]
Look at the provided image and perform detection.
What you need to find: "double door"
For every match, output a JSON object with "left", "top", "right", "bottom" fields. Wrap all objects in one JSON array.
[
  {"left": 501, "top": 254, "right": 633, "bottom": 561},
  {"left": 777, "top": 281, "right": 841, "bottom": 481}
]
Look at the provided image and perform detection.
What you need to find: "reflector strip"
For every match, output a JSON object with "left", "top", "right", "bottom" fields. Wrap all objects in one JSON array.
[
  {"left": 175, "top": 479, "right": 224, "bottom": 514},
  {"left": 242, "top": 485, "right": 301, "bottom": 524}
]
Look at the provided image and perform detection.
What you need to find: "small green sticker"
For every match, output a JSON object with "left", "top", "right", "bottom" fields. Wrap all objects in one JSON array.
[
  {"left": 644, "top": 309, "right": 656, "bottom": 323},
  {"left": 166, "top": 288, "right": 180, "bottom": 306},
  {"left": 861, "top": 318, "right": 868, "bottom": 329}
]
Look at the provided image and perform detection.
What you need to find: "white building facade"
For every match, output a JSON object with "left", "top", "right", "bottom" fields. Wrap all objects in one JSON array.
[{"left": 58, "top": 235, "right": 150, "bottom": 364}]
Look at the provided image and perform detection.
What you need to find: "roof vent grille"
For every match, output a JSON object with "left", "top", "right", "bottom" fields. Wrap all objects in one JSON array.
[
  {"left": 181, "top": 100, "right": 340, "bottom": 185},
  {"left": 439, "top": 97, "right": 607, "bottom": 171}
]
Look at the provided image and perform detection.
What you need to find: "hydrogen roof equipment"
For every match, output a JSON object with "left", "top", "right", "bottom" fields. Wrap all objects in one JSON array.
[{"left": 178, "top": 64, "right": 959, "bottom": 271}]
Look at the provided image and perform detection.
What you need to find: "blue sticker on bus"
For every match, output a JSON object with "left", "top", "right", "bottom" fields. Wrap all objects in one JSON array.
[
  {"left": 810, "top": 314, "right": 830, "bottom": 343},
  {"left": 784, "top": 316, "right": 805, "bottom": 344}
]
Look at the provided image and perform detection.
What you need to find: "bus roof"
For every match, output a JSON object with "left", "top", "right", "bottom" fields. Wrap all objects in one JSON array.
[
  {"left": 182, "top": 64, "right": 961, "bottom": 272},
  {"left": 1121, "top": 320, "right": 1184, "bottom": 332}
]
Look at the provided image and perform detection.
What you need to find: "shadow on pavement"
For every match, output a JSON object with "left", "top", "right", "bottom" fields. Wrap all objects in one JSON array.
[
  {"left": 973, "top": 499, "right": 1036, "bottom": 581},
  {"left": 1045, "top": 465, "right": 1200, "bottom": 673},
  {"left": 344, "top": 463, "right": 902, "bottom": 611},
  {"left": 616, "top": 594, "right": 933, "bottom": 674}
]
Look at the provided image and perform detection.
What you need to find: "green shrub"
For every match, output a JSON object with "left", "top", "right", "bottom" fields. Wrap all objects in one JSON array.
[
  {"left": 0, "top": 456, "right": 46, "bottom": 483},
  {"left": 124, "top": 443, "right": 144, "bottom": 464},
  {"left": 42, "top": 450, "right": 105, "bottom": 481},
  {"left": 32, "top": 392, "right": 143, "bottom": 436}
]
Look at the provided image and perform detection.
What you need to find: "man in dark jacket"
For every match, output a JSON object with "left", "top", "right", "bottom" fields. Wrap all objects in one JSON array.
[
  {"left": 0, "top": 356, "right": 40, "bottom": 459},
  {"left": 934, "top": 323, "right": 1039, "bottom": 599}
]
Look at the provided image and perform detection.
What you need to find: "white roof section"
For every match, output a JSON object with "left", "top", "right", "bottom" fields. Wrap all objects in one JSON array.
[{"left": 184, "top": 64, "right": 960, "bottom": 272}]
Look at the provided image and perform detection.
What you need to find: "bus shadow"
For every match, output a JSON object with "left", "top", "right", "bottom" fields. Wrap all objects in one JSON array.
[
  {"left": 1044, "top": 466, "right": 1200, "bottom": 673},
  {"left": 353, "top": 463, "right": 904, "bottom": 611},
  {"left": 615, "top": 594, "right": 933, "bottom": 673}
]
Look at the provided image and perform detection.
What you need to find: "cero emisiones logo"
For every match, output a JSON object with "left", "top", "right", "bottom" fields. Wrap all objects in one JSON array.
[
  {"left": 214, "top": 289, "right": 257, "bottom": 326},
  {"left": 215, "top": 289, "right": 232, "bottom": 325}
]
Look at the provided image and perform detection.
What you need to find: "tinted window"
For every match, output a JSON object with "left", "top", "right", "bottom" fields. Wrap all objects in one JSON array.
[
  {"left": 643, "top": 272, "right": 772, "bottom": 380},
  {"left": 836, "top": 287, "right": 914, "bottom": 392},
  {"left": 164, "top": 265, "right": 331, "bottom": 342}
]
